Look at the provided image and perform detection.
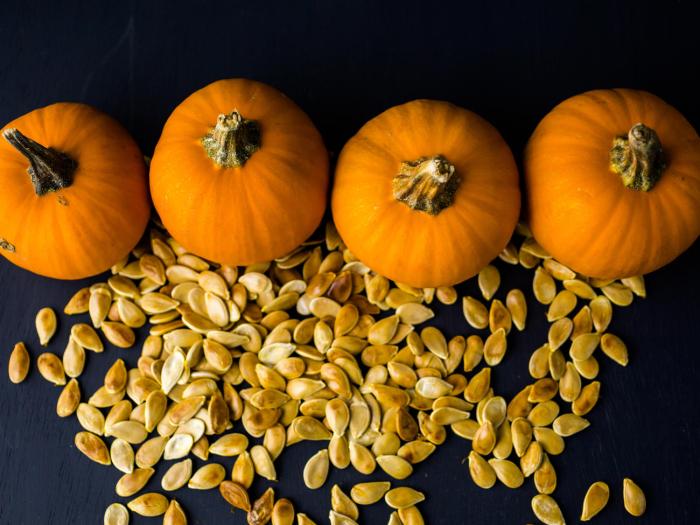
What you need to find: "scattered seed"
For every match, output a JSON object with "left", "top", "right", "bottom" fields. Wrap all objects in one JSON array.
[
  {"left": 553, "top": 413, "right": 590, "bottom": 436},
  {"left": 8, "top": 342, "right": 30, "bottom": 383},
  {"left": 188, "top": 462, "right": 225, "bottom": 490},
  {"left": 127, "top": 493, "right": 168, "bottom": 517},
  {"left": 623, "top": 478, "right": 646, "bottom": 516},
  {"left": 505, "top": 289, "right": 527, "bottom": 330},
  {"left": 163, "top": 499, "right": 188, "bottom": 525},
  {"left": 581, "top": 481, "right": 609, "bottom": 521},
  {"left": 37, "top": 352, "right": 66, "bottom": 385},
  {"left": 478, "top": 265, "right": 500, "bottom": 300},
  {"left": 219, "top": 480, "right": 251, "bottom": 512},
  {"left": 531, "top": 494, "right": 565, "bottom": 525},
  {"left": 35, "top": 307, "right": 57, "bottom": 346},
  {"left": 488, "top": 458, "right": 524, "bottom": 488},
  {"left": 75, "top": 431, "right": 110, "bottom": 465},
  {"left": 351, "top": 481, "right": 391, "bottom": 505},
  {"left": 600, "top": 333, "right": 629, "bottom": 366},
  {"left": 103, "top": 503, "right": 129, "bottom": 525},
  {"left": 385, "top": 487, "right": 425, "bottom": 509}
]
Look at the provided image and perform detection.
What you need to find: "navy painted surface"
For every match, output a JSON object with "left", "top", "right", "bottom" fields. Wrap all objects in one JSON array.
[{"left": 1, "top": 1, "right": 699, "bottom": 523}]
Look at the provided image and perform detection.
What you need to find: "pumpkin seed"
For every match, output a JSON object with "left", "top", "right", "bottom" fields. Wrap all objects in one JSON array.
[
  {"left": 188, "top": 463, "right": 225, "bottom": 489},
  {"left": 398, "top": 506, "right": 424, "bottom": 525},
  {"left": 511, "top": 417, "right": 533, "bottom": 457},
  {"left": 590, "top": 296, "right": 612, "bottom": 332},
  {"left": 111, "top": 420, "right": 148, "bottom": 444},
  {"left": 528, "top": 344, "right": 550, "bottom": 379},
  {"left": 528, "top": 401, "right": 559, "bottom": 427},
  {"left": 436, "top": 286, "right": 458, "bottom": 304},
  {"left": 35, "top": 307, "right": 57, "bottom": 346},
  {"left": 462, "top": 296, "right": 489, "bottom": 329},
  {"left": 351, "top": 481, "right": 391, "bottom": 505},
  {"left": 573, "top": 381, "right": 601, "bottom": 416},
  {"left": 396, "top": 303, "right": 434, "bottom": 325},
  {"left": 564, "top": 279, "right": 596, "bottom": 299},
  {"left": 472, "top": 420, "right": 496, "bottom": 455},
  {"left": 488, "top": 458, "right": 524, "bottom": 488},
  {"left": 232, "top": 451, "right": 255, "bottom": 489},
  {"left": 468, "top": 451, "right": 496, "bottom": 489},
  {"left": 303, "top": 449, "right": 330, "bottom": 489},
  {"left": 71, "top": 323, "right": 104, "bottom": 352},
  {"left": 533, "top": 267, "right": 556, "bottom": 305},
  {"left": 164, "top": 433, "right": 194, "bottom": 460},
  {"left": 8, "top": 342, "right": 30, "bottom": 384},
  {"left": 329, "top": 511, "right": 358, "bottom": 525},
  {"left": 546, "top": 290, "right": 577, "bottom": 321},
  {"left": 559, "top": 362, "right": 581, "bottom": 402},
  {"left": 553, "top": 413, "right": 590, "bottom": 436},
  {"left": 161, "top": 458, "right": 193, "bottom": 491},
  {"left": 251, "top": 444, "right": 277, "bottom": 480},
  {"left": 331, "top": 485, "right": 358, "bottom": 520},
  {"left": 465, "top": 367, "right": 491, "bottom": 403},
  {"left": 37, "top": 352, "right": 66, "bottom": 385},
  {"left": 397, "top": 440, "right": 435, "bottom": 464},
  {"left": 621, "top": 275, "right": 646, "bottom": 297},
  {"left": 548, "top": 318, "right": 572, "bottom": 351},
  {"left": 77, "top": 402, "right": 106, "bottom": 435},
  {"left": 533, "top": 454, "right": 557, "bottom": 495},
  {"left": 600, "top": 333, "right": 629, "bottom": 366},
  {"left": 531, "top": 494, "right": 565, "bottom": 525},
  {"left": 489, "top": 299, "right": 512, "bottom": 334},
  {"left": 483, "top": 328, "right": 507, "bottom": 366},
  {"left": 116, "top": 468, "right": 155, "bottom": 497},
  {"left": 103, "top": 503, "right": 129, "bottom": 525},
  {"left": 570, "top": 333, "right": 600, "bottom": 361},
  {"left": 127, "top": 493, "right": 168, "bottom": 517},
  {"left": 420, "top": 326, "right": 447, "bottom": 359},
  {"left": 520, "top": 441, "right": 543, "bottom": 476},
  {"left": 376, "top": 454, "right": 413, "bottom": 479},
  {"left": 505, "top": 289, "right": 527, "bottom": 330},
  {"left": 533, "top": 427, "right": 565, "bottom": 455},
  {"left": 75, "top": 431, "right": 110, "bottom": 465},
  {"left": 117, "top": 298, "right": 146, "bottom": 328},
  {"left": 102, "top": 322, "right": 136, "bottom": 348},
  {"left": 602, "top": 282, "right": 633, "bottom": 306},
  {"left": 209, "top": 432, "right": 249, "bottom": 456},
  {"left": 297, "top": 514, "right": 318, "bottom": 525},
  {"left": 478, "top": 265, "right": 500, "bottom": 300},
  {"left": 272, "top": 498, "right": 295, "bottom": 525},
  {"left": 581, "top": 481, "right": 609, "bottom": 521},
  {"left": 414, "top": 376, "right": 453, "bottom": 399},
  {"left": 65, "top": 288, "right": 91, "bottom": 315},
  {"left": 163, "top": 499, "right": 187, "bottom": 525},
  {"left": 110, "top": 438, "right": 135, "bottom": 474},
  {"left": 385, "top": 487, "right": 425, "bottom": 509},
  {"left": 349, "top": 440, "right": 376, "bottom": 474},
  {"left": 248, "top": 488, "right": 275, "bottom": 525},
  {"left": 623, "top": 478, "right": 646, "bottom": 516},
  {"left": 219, "top": 480, "right": 251, "bottom": 512}
]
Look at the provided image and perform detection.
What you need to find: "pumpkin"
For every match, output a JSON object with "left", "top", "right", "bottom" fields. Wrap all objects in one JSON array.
[
  {"left": 524, "top": 89, "right": 700, "bottom": 279},
  {"left": 332, "top": 100, "right": 520, "bottom": 288},
  {"left": 150, "top": 78, "right": 329, "bottom": 265},
  {"left": 0, "top": 103, "right": 149, "bottom": 279}
]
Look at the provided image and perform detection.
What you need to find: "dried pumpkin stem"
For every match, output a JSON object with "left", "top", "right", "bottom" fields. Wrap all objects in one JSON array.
[
  {"left": 392, "top": 155, "right": 459, "bottom": 215},
  {"left": 202, "top": 111, "right": 261, "bottom": 168},
  {"left": 610, "top": 123, "right": 665, "bottom": 191},
  {"left": 2, "top": 128, "right": 77, "bottom": 196}
]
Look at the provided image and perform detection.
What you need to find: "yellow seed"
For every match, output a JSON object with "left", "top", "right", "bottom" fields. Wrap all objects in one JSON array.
[
  {"left": 472, "top": 420, "right": 496, "bottom": 455},
  {"left": 520, "top": 441, "right": 543, "bottom": 477},
  {"left": 272, "top": 498, "right": 295, "bottom": 525},
  {"left": 531, "top": 494, "right": 565, "bottom": 525},
  {"left": 248, "top": 487, "right": 275, "bottom": 525},
  {"left": 468, "top": 451, "right": 496, "bottom": 489},
  {"left": 621, "top": 275, "right": 646, "bottom": 298},
  {"left": 533, "top": 427, "right": 565, "bottom": 456},
  {"left": 331, "top": 485, "right": 358, "bottom": 520},
  {"left": 8, "top": 342, "right": 30, "bottom": 384},
  {"left": 533, "top": 267, "right": 556, "bottom": 305},
  {"left": 232, "top": 451, "right": 255, "bottom": 489},
  {"left": 511, "top": 417, "right": 533, "bottom": 457},
  {"left": 478, "top": 265, "right": 500, "bottom": 300},
  {"left": 103, "top": 503, "right": 129, "bottom": 525},
  {"left": 208, "top": 433, "right": 249, "bottom": 457},
  {"left": 37, "top": 352, "right": 66, "bottom": 385},
  {"left": 528, "top": 401, "right": 560, "bottom": 427},
  {"left": 75, "top": 431, "right": 110, "bottom": 465},
  {"left": 462, "top": 296, "right": 489, "bottom": 329},
  {"left": 505, "top": 289, "right": 527, "bottom": 331},
  {"left": 436, "top": 286, "right": 458, "bottom": 305},
  {"left": 350, "top": 481, "right": 391, "bottom": 505},
  {"left": 573, "top": 381, "right": 601, "bottom": 416},
  {"left": 398, "top": 506, "right": 424, "bottom": 525},
  {"left": 463, "top": 335, "right": 483, "bottom": 372},
  {"left": 559, "top": 362, "right": 581, "bottom": 402},
  {"left": 534, "top": 453, "right": 557, "bottom": 494},
  {"left": 623, "top": 478, "right": 646, "bottom": 516},
  {"left": 488, "top": 458, "right": 524, "bottom": 488},
  {"left": 349, "top": 440, "right": 376, "bottom": 474},
  {"left": 483, "top": 328, "right": 507, "bottom": 366},
  {"left": 465, "top": 367, "right": 491, "bottom": 403},
  {"left": 529, "top": 344, "right": 550, "bottom": 379},
  {"left": 547, "top": 318, "right": 573, "bottom": 352},
  {"left": 546, "top": 290, "right": 577, "bottom": 322},
  {"left": 71, "top": 323, "right": 104, "bottom": 352},
  {"left": 600, "top": 333, "right": 629, "bottom": 366},
  {"left": 528, "top": 378, "right": 558, "bottom": 403},
  {"left": 56, "top": 378, "right": 81, "bottom": 417},
  {"left": 250, "top": 445, "right": 277, "bottom": 481},
  {"left": 303, "top": 449, "right": 330, "bottom": 489},
  {"left": 590, "top": 296, "right": 612, "bottom": 332},
  {"left": 602, "top": 282, "right": 633, "bottom": 306},
  {"left": 35, "top": 307, "right": 57, "bottom": 346},
  {"left": 89, "top": 289, "right": 111, "bottom": 328},
  {"left": 127, "top": 492, "right": 168, "bottom": 517},
  {"left": 376, "top": 455, "right": 413, "bottom": 480},
  {"left": 553, "top": 413, "right": 590, "bottom": 436},
  {"left": 581, "top": 481, "right": 610, "bottom": 521},
  {"left": 64, "top": 287, "right": 90, "bottom": 314},
  {"left": 161, "top": 458, "right": 193, "bottom": 491},
  {"left": 102, "top": 322, "right": 136, "bottom": 348},
  {"left": 163, "top": 499, "right": 188, "bottom": 525},
  {"left": 188, "top": 463, "right": 226, "bottom": 489},
  {"left": 384, "top": 487, "right": 425, "bottom": 509},
  {"left": 570, "top": 333, "right": 601, "bottom": 361},
  {"left": 104, "top": 359, "right": 127, "bottom": 394}
]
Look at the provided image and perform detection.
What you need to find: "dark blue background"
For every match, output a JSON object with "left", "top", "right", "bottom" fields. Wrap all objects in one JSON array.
[{"left": 1, "top": 1, "right": 699, "bottom": 524}]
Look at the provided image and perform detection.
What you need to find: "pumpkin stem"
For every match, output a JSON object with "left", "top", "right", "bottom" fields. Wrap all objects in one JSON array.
[
  {"left": 2, "top": 128, "right": 77, "bottom": 196},
  {"left": 610, "top": 123, "right": 665, "bottom": 191},
  {"left": 202, "top": 111, "right": 261, "bottom": 168},
  {"left": 392, "top": 155, "right": 459, "bottom": 215}
]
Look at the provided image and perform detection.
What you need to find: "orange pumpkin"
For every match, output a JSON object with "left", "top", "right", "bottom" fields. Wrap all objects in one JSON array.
[
  {"left": 0, "top": 103, "right": 149, "bottom": 279},
  {"left": 332, "top": 100, "right": 520, "bottom": 288},
  {"left": 524, "top": 89, "right": 700, "bottom": 278},
  {"left": 150, "top": 79, "right": 329, "bottom": 265}
]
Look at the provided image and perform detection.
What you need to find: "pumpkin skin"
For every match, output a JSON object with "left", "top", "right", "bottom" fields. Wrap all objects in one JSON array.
[
  {"left": 150, "top": 79, "right": 329, "bottom": 265},
  {"left": 0, "top": 103, "right": 149, "bottom": 279},
  {"left": 332, "top": 100, "right": 520, "bottom": 288},
  {"left": 524, "top": 89, "right": 700, "bottom": 279}
]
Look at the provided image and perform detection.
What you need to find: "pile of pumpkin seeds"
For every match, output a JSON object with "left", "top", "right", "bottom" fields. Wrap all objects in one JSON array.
[{"left": 8, "top": 219, "right": 648, "bottom": 524}]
